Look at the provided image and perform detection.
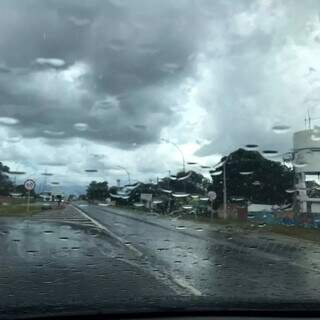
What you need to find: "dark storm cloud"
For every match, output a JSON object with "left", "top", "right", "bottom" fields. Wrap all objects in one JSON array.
[{"left": 0, "top": 0, "right": 216, "bottom": 148}]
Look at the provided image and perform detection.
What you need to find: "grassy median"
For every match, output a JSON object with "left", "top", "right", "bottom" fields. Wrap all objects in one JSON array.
[{"left": 0, "top": 201, "right": 42, "bottom": 217}]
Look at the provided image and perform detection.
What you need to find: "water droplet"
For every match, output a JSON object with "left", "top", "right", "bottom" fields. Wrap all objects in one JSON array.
[
  {"left": 178, "top": 172, "right": 192, "bottom": 181},
  {"left": 272, "top": 125, "right": 291, "bottom": 134},
  {"left": 182, "top": 205, "right": 193, "bottom": 210},
  {"left": 59, "top": 237, "right": 69, "bottom": 240},
  {"left": 74, "top": 123, "right": 88, "bottom": 131},
  {"left": 195, "top": 227, "right": 203, "bottom": 232},
  {"left": 239, "top": 171, "right": 253, "bottom": 175},
  {"left": 133, "top": 203, "right": 144, "bottom": 207},
  {"left": 176, "top": 225, "right": 186, "bottom": 230},
  {"left": 262, "top": 150, "right": 279, "bottom": 157},
  {"left": 0, "top": 117, "right": 19, "bottom": 125},
  {"left": 311, "top": 134, "right": 320, "bottom": 141},
  {"left": 199, "top": 197, "right": 209, "bottom": 201},
  {"left": 161, "top": 189, "right": 172, "bottom": 194},
  {"left": 252, "top": 181, "right": 261, "bottom": 186},
  {"left": 43, "top": 130, "right": 65, "bottom": 136},
  {"left": 211, "top": 170, "right": 222, "bottom": 176},
  {"left": 172, "top": 193, "right": 189, "bottom": 198},
  {"left": 35, "top": 58, "right": 65, "bottom": 67},
  {"left": 245, "top": 144, "right": 259, "bottom": 150},
  {"left": 231, "top": 197, "right": 245, "bottom": 201}
]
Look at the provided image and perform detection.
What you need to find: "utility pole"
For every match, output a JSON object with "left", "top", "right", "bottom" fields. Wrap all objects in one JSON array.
[{"left": 223, "top": 160, "right": 227, "bottom": 218}]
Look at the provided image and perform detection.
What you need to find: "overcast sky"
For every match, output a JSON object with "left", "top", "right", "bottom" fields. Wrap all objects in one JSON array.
[{"left": 0, "top": 0, "right": 320, "bottom": 193}]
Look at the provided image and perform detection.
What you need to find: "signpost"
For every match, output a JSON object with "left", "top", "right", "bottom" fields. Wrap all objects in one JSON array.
[
  {"left": 208, "top": 191, "right": 217, "bottom": 221},
  {"left": 24, "top": 179, "right": 36, "bottom": 212}
]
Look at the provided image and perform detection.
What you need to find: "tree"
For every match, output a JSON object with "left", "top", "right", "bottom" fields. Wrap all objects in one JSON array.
[
  {"left": 86, "top": 181, "right": 109, "bottom": 200},
  {"left": 158, "top": 170, "right": 207, "bottom": 194},
  {"left": 0, "top": 162, "right": 14, "bottom": 196},
  {"left": 208, "top": 149, "right": 294, "bottom": 206}
]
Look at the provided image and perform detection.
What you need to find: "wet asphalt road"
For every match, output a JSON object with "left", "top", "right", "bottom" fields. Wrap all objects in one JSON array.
[
  {"left": 1, "top": 204, "right": 320, "bottom": 317},
  {"left": 78, "top": 204, "right": 320, "bottom": 301}
]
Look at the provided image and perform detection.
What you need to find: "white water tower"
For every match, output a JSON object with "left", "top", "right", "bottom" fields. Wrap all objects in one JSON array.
[{"left": 293, "top": 129, "right": 320, "bottom": 214}]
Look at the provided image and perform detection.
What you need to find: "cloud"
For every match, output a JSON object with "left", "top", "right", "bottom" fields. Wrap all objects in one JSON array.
[{"left": 0, "top": 0, "right": 319, "bottom": 189}]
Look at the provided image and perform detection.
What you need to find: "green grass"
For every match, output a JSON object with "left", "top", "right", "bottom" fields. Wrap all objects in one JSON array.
[{"left": 0, "top": 202, "right": 42, "bottom": 217}]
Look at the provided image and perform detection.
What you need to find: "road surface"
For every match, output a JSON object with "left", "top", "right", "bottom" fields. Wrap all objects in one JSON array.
[
  {"left": 76, "top": 204, "right": 320, "bottom": 301},
  {"left": 1, "top": 203, "right": 320, "bottom": 317}
]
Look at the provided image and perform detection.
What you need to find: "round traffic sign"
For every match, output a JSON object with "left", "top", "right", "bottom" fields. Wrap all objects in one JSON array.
[
  {"left": 24, "top": 179, "right": 36, "bottom": 191},
  {"left": 208, "top": 191, "right": 217, "bottom": 201}
]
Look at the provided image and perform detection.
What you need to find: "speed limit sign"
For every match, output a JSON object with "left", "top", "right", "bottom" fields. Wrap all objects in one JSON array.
[{"left": 24, "top": 179, "right": 36, "bottom": 191}]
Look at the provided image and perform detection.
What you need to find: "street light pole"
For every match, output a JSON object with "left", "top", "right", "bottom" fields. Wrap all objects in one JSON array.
[
  {"left": 161, "top": 139, "right": 185, "bottom": 172},
  {"left": 117, "top": 166, "right": 131, "bottom": 185}
]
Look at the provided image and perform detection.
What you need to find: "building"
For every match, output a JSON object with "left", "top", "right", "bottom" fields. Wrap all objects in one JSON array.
[{"left": 293, "top": 129, "right": 320, "bottom": 214}]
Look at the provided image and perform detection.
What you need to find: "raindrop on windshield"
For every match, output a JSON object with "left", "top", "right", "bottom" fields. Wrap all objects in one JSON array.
[
  {"left": 272, "top": 124, "right": 291, "bottom": 134},
  {"left": 172, "top": 193, "right": 189, "bottom": 198},
  {"left": 182, "top": 205, "right": 193, "bottom": 210},
  {"left": 231, "top": 197, "right": 245, "bottom": 201},
  {"left": 262, "top": 150, "right": 279, "bottom": 157},
  {"left": 133, "top": 203, "right": 144, "bottom": 207},
  {"left": 311, "top": 134, "right": 320, "bottom": 141},
  {"left": 252, "top": 180, "right": 261, "bottom": 186},
  {"left": 245, "top": 144, "right": 259, "bottom": 150},
  {"left": 161, "top": 189, "right": 172, "bottom": 194},
  {"left": 178, "top": 172, "right": 192, "bottom": 180},
  {"left": 285, "top": 188, "right": 297, "bottom": 193},
  {"left": 239, "top": 171, "right": 254, "bottom": 175},
  {"left": 0, "top": 117, "right": 19, "bottom": 125},
  {"left": 43, "top": 130, "right": 65, "bottom": 136},
  {"left": 74, "top": 123, "right": 89, "bottom": 131},
  {"left": 211, "top": 170, "right": 222, "bottom": 176}
]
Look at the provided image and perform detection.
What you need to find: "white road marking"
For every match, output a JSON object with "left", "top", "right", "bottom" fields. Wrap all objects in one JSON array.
[
  {"left": 73, "top": 205, "right": 202, "bottom": 297},
  {"left": 171, "top": 276, "right": 202, "bottom": 296},
  {"left": 72, "top": 205, "right": 143, "bottom": 257}
]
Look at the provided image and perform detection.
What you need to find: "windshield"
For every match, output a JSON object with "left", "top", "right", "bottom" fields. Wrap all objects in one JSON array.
[{"left": 1, "top": 0, "right": 320, "bottom": 318}]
